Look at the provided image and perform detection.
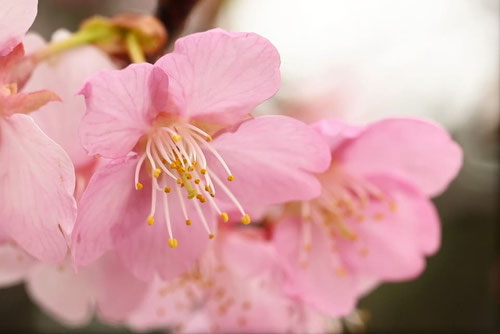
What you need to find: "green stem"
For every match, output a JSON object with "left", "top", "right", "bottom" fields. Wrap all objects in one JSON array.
[
  {"left": 32, "top": 28, "right": 113, "bottom": 63},
  {"left": 126, "top": 32, "right": 146, "bottom": 63}
]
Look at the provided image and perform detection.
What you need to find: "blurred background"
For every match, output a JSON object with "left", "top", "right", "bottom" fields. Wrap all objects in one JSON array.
[{"left": 1, "top": 0, "right": 498, "bottom": 333}]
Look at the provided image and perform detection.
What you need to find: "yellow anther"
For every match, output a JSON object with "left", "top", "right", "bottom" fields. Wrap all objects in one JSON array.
[
  {"left": 168, "top": 238, "right": 178, "bottom": 248},
  {"left": 209, "top": 234, "right": 215, "bottom": 239},
  {"left": 177, "top": 178, "right": 183, "bottom": 184},
  {"left": 241, "top": 214, "right": 251, "bottom": 225},
  {"left": 170, "top": 162, "right": 177, "bottom": 168},
  {"left": 186, "top": 219, "right": 192, "bottom": 226},
  {"left": 171, "top": 134, "right": 182, "bottom": 142},
  {"left": 188, "top": 166, "right": 194, "bottom": 172},
  {"left": 147, "top": 215, "right": 155, "bottom": 225},
  {"left": 227, "top": 175, "right": 234, "bottom": 182},
  {"left": 161, "top": 158, "right": 167, "bottom": 164},
  {"left": 359, "top": 247, "right": 370, "bottom": 257},
  {"left": 242, "top": 301, "right": 252, "bottom": 311},
  {"left": 220, "top": 212, "right": 229, "bottom": 223},
  {"left": 205, "top": 185, "right": 211, "bottom": 192},
  {"left": 389, "top": 202, "right": 398, "bottom": 212},
  {"left": 153, "top": 168, "right": 162, "bottom": 178},
  {"left": 199, "top": 196, "right": 207, "bottom": 203},
  {"left": 206, "top": 135, "right": 213, "bottom": 142},
  {"left": 164, "top": 187, "right": 171, "bottom": 193},
  {"left": 336, "top": 267, "right": 348, "bottom": 277},
  {"left": 186, "top": 173, "right": 192, "bottom": 180},
  {"left": 194, "top": 179, "right": 201, "bottom": 184},
  {"left": 200, "top": 169, "right": 207, "bottom": 175},
  {"left": 136, "top": 182, "right": 143, "bottom": 190},
  {"left": 210, "top": 193, "right": 215, "bottom": 197}
]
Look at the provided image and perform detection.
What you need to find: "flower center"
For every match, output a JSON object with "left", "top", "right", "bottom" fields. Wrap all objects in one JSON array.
[
  {"left": 134, "top": 122, "right": 250, "bottom": 248},
  {"left": 298, "top": 166, "right": 397, "bottom": 270}
]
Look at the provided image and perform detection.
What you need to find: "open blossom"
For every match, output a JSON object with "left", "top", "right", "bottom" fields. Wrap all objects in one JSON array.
[
  {"left": 273, "top": 118, "right": 463, "bottom": 316},
  {"left": 127, "top": 228, "right": 313, "bottom": 334},
  {"left": 72, "top": 29, "right": 330, "bottom": 281},
  {"left": 0, "top": 0, "right": 77, "bottom": 264}
]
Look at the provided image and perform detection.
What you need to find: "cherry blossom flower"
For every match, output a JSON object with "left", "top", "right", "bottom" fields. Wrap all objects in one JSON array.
[
  {"left": 0, "top": 0, "right": 77, "bottom": 264},
  {"left": 273, "top": 118, "right": 462, "bottom": 316},
  {"left": 72, "top": 29, "right": 330, "bottom": 281},
  {"left": 126, "top": 229, "right": 307, "bottom": 333}
]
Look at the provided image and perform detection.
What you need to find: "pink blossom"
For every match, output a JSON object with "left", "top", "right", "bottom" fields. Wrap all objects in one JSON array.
[
  {"left": 273, "top": 118, "right": 462, "bottom": 316},
  {"left": 0, "top": 2, "right": 77, "bottom": 264},
  {"left": 72, "top": 29, "right": 331, "bottom": 281},
  {"left": 127, "top": 229, "right": 308, "bottom": 333}
]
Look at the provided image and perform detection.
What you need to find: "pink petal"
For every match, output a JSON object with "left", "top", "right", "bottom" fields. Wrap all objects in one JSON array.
[
  {"left": 79, "top": 63, "right": 168, "bottom": 158},
  {"left": 155, "top": 29, "right": 280, "bottom": 125},
  {"left": 71, "top": 155, "right": 145, "bottom": 268},
  {"left": 337, "top": 173, "right": 440, "bottom": 280},
  {"left": 337, "top": 118, "right": 463, "bottom": 197},
  {"left": 127, "top": 277, "right": 202, "bottom": 331},
  {"left": 219, "top": 230, "right": 276, "bottom": 278},
  {"left": 0, "top": 243, "right": 36, "bottom": 287},
  {"left": 311, "top": 118, "right": 364, "bottom": 152},
  {"left": 115, "top": 188, "right": 212, "bottom": 281},
  {"left": 0, "top": 0, "right": 37, "bottom": 56},
  {"left": 273, "top": 215, "right": 356, "bottom": 317},
  {"left": 88, "top": 252, "right": 148, "bottom": 323},
  {"left": 273, "top": 217, "right": 357, "bottom": 316},
  {"left": 204, "top": 276, "right": 291, "bottom": 333},
  {"left": 26, "top": 40, "right": 117, "bottom": 168},
  {"left": 207, "top": 234, "right": 292, "bottom": 333},
  {"left": 0, "top": 43, "right": 24, "bottom": 84},
  {"left": 0, "top": 114, "right": 76, "bottom": 263},
  {"left": 210, "top": 115, "right": 331, "bottom": 212},
  {"left": 26, "top": 261, "right": 94, "bottom": 326},
  {"left": 0, "top": 89, "right": 60, "bottom": 116}
]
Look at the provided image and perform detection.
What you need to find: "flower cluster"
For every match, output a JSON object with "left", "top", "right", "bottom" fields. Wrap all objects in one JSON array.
[{"left": 0, "top": 1, "right": 462, "bottom": 333}]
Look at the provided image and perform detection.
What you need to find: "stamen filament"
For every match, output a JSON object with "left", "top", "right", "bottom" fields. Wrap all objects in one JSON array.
[
  {"left": 210, "top": 171, "right": 246, "bottom": 216},
  {"left": 191, "top": 132, "right": 232, "bottom": 177},
  {"left": 135, "top": 153, "right": 147, "bottom": 189}
]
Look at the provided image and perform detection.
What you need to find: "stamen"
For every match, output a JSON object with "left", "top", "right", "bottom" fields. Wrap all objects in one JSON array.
[
  {"left": 210, "top": 171, "right": 247, "bottom": 218},
  {"left": 175, "top": 185, "right": 190, "bottom": 223},
  {"left": 161, "top": 190, "right": 177, "bottom": 248},
  {"left": 191, "top": 132, "right": 232, "bottom": 177},
  {"left": 134, "top": 153, "right": 147, "bottom": 189},
  {"left": 192, "top": 198, "right": 214, "bottom": 237},
  {"left": 147, "top": 176, "right": 158, "bottom": 225},
  {"left": 185, "top": 123, "right": 213, "bottom": 142}
]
